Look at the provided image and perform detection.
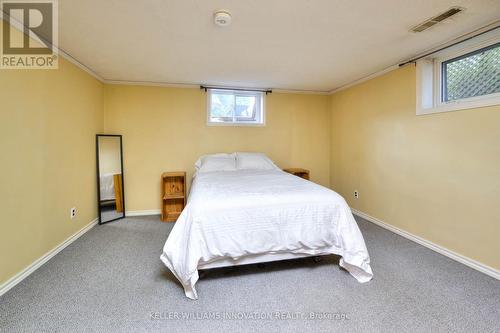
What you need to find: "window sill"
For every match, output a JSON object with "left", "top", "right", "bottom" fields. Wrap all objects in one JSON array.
[
  {"left": 417, "top": 95, "right": 500, "bottom": 116},
  {"left": 206, "top": 122, "right": 266, "bottom": 127}
]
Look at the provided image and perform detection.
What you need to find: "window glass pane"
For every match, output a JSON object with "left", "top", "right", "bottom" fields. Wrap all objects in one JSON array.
[
  {"left": 443, "top": 43, "right": 500, "bottom": 102},
  {"left": 235, "top": 95, "right": 257, "bottom": 120},
  {"left": 210, "top": 93, "right": 234, "bottom": 120},
  {"left": 208, "top": 90, "right": 264, "bottom": 125}
]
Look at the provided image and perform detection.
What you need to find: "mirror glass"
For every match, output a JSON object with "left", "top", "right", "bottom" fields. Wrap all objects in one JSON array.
[{"left": 96, "top": 135, "right": 125, "bottom": 224}]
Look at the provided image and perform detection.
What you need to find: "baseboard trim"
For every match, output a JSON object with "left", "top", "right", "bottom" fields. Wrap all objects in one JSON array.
[
  {"left": 351, "top": 208, "right": 500, "bottom": 280},
  {"left": 126, "top": 209, "right": 161, "bottom": 217},
  {"left": 0, "top": 218, "right": 98, "bottom": 297}
]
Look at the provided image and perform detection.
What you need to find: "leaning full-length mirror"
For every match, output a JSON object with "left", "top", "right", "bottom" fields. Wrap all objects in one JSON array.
[{"left": 96, "top": 135, "right": 125, "bottom": 224}]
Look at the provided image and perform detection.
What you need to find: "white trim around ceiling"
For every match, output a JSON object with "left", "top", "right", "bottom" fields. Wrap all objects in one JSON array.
[
  {"left": 104, "top": 79, "right": 330, "bottom": 95},
  {"left": 104, "top": 79, "right": 199, "bottom": 89},
  {"left": 328, "top": 19, "right": 500, "bottom": 95},
  {"left": 3, "top": 12, "right": 499, "bottom": 95},
  {"left": 0, "top": 12, "right": 105, "bottom": 82},
  {"left": 1, "top": 10, "right": 331, "bottom": 92},
  {"left": 56, "top": 49, "right": 105, "bottom": 82},
  {"left": 273, "top": 88, "right": 330, "bottom": 95},
  {"left": 327, "top": 64, "right": 400, "bottom": 94},
  {"left": 105, "top": 19, "right": 500, "bottom": 95}
]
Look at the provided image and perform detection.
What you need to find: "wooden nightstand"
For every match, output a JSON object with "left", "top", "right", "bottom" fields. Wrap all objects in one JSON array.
[
  {"left": 283, "top": 168, "right": 310, "bottom": 180},
  {"left": 161, "top": 172, "right": 186, "bottom": 222}
]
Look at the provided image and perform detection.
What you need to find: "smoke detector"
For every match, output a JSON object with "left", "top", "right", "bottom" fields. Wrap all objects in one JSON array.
[{"left": 214, "top": 10, "right": 232, "bottom": 27}]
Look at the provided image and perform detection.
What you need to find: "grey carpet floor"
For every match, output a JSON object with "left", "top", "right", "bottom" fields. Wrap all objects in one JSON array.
[{"left": 0, "top": 216, "right": 499, "bottom": 333}]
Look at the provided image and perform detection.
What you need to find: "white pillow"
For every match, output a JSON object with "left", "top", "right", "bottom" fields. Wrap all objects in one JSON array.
[
  {"left": 195, "top": 153, "right": 236, "bottom": 173},
  {"left": 235, "top": 152, "right": 279, "bottom": 170}
]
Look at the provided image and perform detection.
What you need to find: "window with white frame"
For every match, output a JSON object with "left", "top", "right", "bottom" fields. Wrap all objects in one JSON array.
[
  {"left": 416, "top": 31, "right": 500, "bottom": 115},
  {"left": 207, "top": 89, "right": 265, "bottom": 125}
]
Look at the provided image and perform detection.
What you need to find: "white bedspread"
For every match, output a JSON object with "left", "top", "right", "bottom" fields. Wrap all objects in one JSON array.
[
  {"left": 100, "top": 173, "right": 115, "bottom": 201},
  {"left": 161, "top": 169, "right": 373, "bottom": 299}
]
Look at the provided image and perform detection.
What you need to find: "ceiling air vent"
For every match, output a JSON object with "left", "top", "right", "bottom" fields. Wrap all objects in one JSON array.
[{"left": 411, "top": 7, "right": 464, "bottom": 33}]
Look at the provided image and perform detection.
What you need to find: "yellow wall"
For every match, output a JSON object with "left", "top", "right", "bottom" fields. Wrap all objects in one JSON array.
[
  {"left": 104, "top": 85, "right": 330, "bottom": 211},
  {"left": 329, "top": 65, "right": 500, "bottom": 270},
  {"left": 0, "top": 24, "right": 104, "bottom": 286}
]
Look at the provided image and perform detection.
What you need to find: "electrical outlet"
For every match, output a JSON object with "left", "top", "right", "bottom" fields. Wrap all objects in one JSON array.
[
  {"left": 70, "top": 207, "right": 77, "bottom": 219},
  {"left": 354, "top": 190, "right": 359, "bottom": 199}
]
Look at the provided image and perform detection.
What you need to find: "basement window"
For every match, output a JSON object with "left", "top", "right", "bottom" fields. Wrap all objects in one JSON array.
[
  {"left": 207, "top": 89, "right": 265, "bottom": 126},
  {"left": 416, "top": 32, "right": 500, "bottom": 115},
  {"left": 442, "top": 43, "right": 500, "bottom": 102}
]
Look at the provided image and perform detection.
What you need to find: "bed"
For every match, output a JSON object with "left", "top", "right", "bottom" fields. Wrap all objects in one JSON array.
[
  {"left": 99, "top": 173, "right": 123, "bottom": 212},
  {"left": 161, "top": 153, "right": 373, "bottom": 299}
]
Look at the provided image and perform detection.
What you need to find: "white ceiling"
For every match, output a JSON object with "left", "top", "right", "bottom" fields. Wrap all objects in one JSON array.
[{"left": 58, "top": 0, "right": 500, "bottom": 92}]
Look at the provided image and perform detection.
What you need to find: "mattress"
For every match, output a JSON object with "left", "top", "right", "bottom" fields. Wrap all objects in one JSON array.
[{"left": 161, "top": 169, "right": 373, "bottom": 299}]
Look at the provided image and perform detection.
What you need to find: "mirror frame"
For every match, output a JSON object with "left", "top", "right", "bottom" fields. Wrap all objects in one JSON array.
[{"left": 96, "top": 134, "right": 125, "bottom": 224}]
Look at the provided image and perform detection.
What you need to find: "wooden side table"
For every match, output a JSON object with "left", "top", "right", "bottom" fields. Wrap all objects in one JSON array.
[
  {"left": 161, "top": 172, "right": 186, "bottom": 222},
  {"left": 283, "top": 168, "right": 310, "bottom": 180}
]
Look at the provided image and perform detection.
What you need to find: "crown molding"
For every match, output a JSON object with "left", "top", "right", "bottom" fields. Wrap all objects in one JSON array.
[
  {"left": 327, "top": 65, "right": 399, "bottom": 95},
  {"left": 3, "top": 13, "right": 498, "bottom": 96},
  {"left": 104, "top": 79, "right": 199, "bottom": 89},
  {"left": 57, "top": 49, "right": 105, "bottom": 82},
  {"left": 0, "top": 14, "right": 105, "bottom": 82},
  {"left": 328, "top": 19, "right": 500, "bottom": 95},
  {"left": 105, "top": 79, "right": 330, "bottom": 95},
  {"left": 272, "top": 88, "right": 330, "bottom": 95}
]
